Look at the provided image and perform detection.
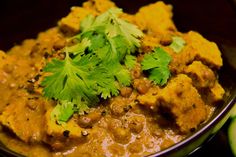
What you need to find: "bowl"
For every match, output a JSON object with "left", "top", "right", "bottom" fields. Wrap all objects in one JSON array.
[{"left": 0, "top": 0, "right": 235, "bottom": 156}]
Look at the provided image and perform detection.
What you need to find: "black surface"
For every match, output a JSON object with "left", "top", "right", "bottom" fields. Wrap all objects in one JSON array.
[
  {"left": 0, "top": 0, "right": 236, "bottom": 156},
  {"left": 0, "top": 0, "right": 84, "bottom": 51},
  {"left": 0, "top": 0, "right": 236, "bottom": 51}
]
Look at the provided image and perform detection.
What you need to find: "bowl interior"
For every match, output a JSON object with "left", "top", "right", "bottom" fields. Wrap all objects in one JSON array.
[{"left": 0, "top": 0, "right": 236, "bottom": 156}]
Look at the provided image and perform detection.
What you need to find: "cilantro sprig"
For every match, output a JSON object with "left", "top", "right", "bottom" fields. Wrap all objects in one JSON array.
[
  {"left": 76, "top": 8, "right": 142, "bottom": 85},
  {"left": 141, "top": 47, "right": 172, "bottom": 86},
  {"left": 41, "top": 8, "right": 143, "bottom": 123},
  {"left": 169, "top": 36, "right": 186, "bottom": 53}
]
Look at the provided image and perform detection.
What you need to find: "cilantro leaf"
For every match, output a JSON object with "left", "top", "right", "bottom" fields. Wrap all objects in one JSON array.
[
  {"left": 108, "top": 62, "right": 131, "bottom": 86},
  {"left": 79, "top": 8, "right": 143, "bottom": 57},
  {"left": 50, "top": 100, "right": 75, "bottom": 124},
  {"left": 89, "top": 66, "right": 119, "bottom": 99},
  {"left": 124, "top": 55, "right": 137, "bottom": 69},
  {"left": 67, "top": 38, "right": 91, "bottom": 55},
  {"left": 75, "top": 8, "right": 143, "bottom": 86},
  {"left": 80, "top": 15, "right": 95, "bottom": 32},
  {"left": 142, "top": 47, "right": 171, "bottom": 70},
  {"left": 41, "top": 54, "right": 99, "bottom": 104},
  {"left": 104, "top": 8, "right": 143, "bottom": 53},
  {"left": 42, "top": 53, "right": 119, "bottom": 122},
  {"left": 149, "top": 67, "right": 170, "bottom": 86},
  {"left": 141, "top": 47, "right": 172, "bottom": 86},
  {"left": 80, "top": 33, "right": 131, "bottom": 86},
  {"left": 169, "top": 36, "right": 186, "bottom": 53}
]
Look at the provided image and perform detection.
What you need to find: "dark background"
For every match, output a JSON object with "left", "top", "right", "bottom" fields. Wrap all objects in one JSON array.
[
  {"left": 0, "top": 0, "right": 236, "bottom": 51},
  {"left": 0, "top": 0, "right": 235, "bottom": 156}
]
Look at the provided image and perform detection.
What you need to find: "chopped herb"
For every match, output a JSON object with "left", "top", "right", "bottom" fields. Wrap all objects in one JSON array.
[
  {"left": 43, "top": 53, "right": 118, "bottom": 123},
  {"left": 80, "top": 8, "right": 142, "bottom": 53},
  {"left": 50, "top": 100, "right": 76, "bottom": 124},
  {"left": 169, "top": 36, "right": 186, "bottom": 53},
  {"left": 41, "top": 8, "right": 143, "bottom": 123},
  {"left": 124, "top": 55, "right": 137, "bottom": 69},
  {"left": 67, "top": 38, "right": 91, "bottom": 56},
  {"left": 141, "top": 47, "right": 172, "bottom": 86}
]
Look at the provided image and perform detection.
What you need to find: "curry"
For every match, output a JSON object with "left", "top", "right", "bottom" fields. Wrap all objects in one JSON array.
[{"left": 0, "top": 0, "right": 225, "bottom": 156}]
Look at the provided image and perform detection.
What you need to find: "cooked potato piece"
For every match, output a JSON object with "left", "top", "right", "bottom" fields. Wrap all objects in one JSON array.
[
  {"left": 167, "top": 38, "right": 196, "bottom": 74},
  {"left": 184, "top": 61, "right": 216, "bottom": 88},
  {"left": 141, "top": 35, "right": 161, "bottom": 53},
  {"left": 59, "top": 0, "right": 115, "bottom": 36},
  {"left": 135, "top": 1, "right": 176, "bottom": 35},
  {"left": 159, "top": 74, "right": 208, "bottom": 133},
  {"left": 45, "top": 108, "right": 86, "bottom": 138},
  {"left": 0, "top": 95, "right": 46, "bottom": 143},
  {"left": 208, "top": 81, "right": 225, "bottom": 104},
  {"left": 185, "top": 31, "right": 223, "bottom": 69},
  {"left": 168, "top": 31, "right": 222, "bottom": 74},
  {"left": 0, "top": 50, "right": 7, "bottom": 68},
  {"left": 44, "top": 108, "right": 87, "bottom": 150},
  {"left": 137, "top": 87, "right": 160, "bottom": 110},
  {"left": 82, "top": 0, "right": 116, "bottom": 13},
  {"left": 8, "top": 39, "right": 36, "bottom": 56},
  {"left": 58, "top": 7, "right": 94, "bottom": 35}
]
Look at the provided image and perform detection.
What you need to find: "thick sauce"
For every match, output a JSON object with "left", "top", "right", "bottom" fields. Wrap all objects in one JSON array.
[{"left": 0, "top": 0, "right": 225, "bottom": 156}]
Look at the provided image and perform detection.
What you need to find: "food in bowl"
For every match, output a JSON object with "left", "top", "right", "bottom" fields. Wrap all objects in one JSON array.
[{"left": 0, "top": 0, "right": 225, "bottom": 156}]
